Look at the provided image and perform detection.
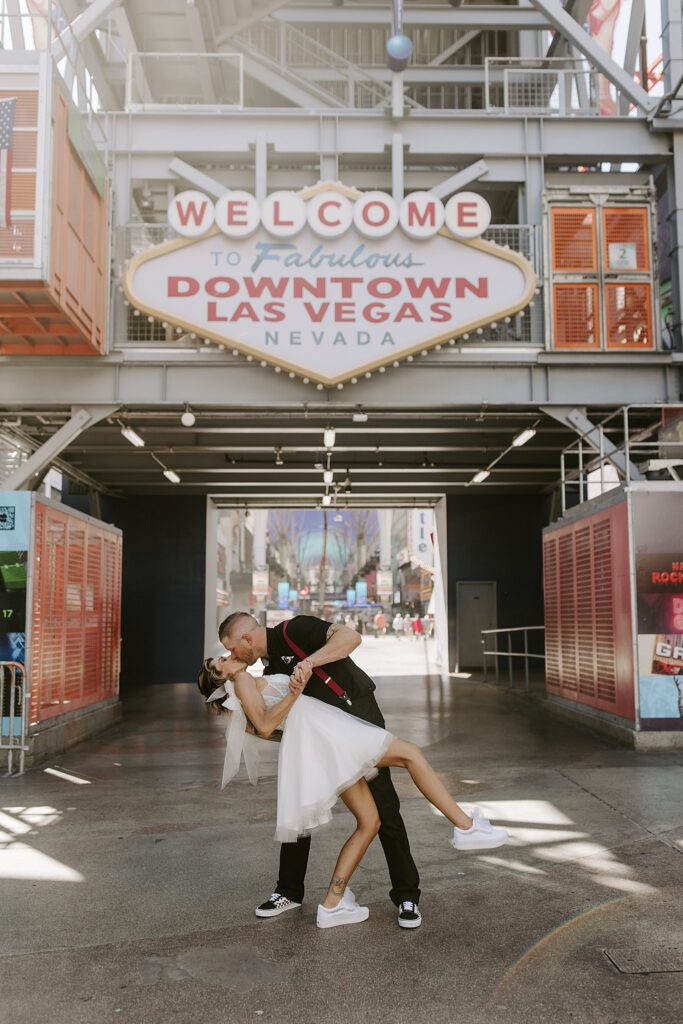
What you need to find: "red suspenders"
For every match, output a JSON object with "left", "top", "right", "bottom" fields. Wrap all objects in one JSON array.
[{"left": 282, "top": 620, "right": 353, "bottom": 707}]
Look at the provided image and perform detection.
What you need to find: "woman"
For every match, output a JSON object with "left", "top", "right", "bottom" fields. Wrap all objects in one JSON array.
[{"left": 197, "top": 656, "right": 508, "bottom": 928}]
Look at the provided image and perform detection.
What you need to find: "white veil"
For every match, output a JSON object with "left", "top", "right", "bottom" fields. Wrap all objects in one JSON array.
[{"left": 205, "top": 679, "right": 262, "bottom": 788}]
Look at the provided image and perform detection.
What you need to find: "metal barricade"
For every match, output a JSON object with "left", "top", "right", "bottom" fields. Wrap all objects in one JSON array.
[
  {"left": 481, "top": 627, "right": 545, "bottom": 691},
  {"left": 1, "top": 662, "right": 29, "bottom": 776}
]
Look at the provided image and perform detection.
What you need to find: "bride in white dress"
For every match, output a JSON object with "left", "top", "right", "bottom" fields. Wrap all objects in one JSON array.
[{"left": 200, "top": 655, "right": 509, "bottom": 928}]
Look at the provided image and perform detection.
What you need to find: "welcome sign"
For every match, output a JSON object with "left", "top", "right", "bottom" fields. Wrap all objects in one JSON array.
[{"left": 124, "top": 182, "right": 536, "bottom": 385}]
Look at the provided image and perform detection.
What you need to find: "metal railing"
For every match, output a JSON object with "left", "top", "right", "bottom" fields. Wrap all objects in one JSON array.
[
  {"left": 485, "top": 58, "right": 599, "bottom": 117},
  {"left": 481, "top": 626, "right": 546, "bottom": 690},
  {"left": 233, "top": 18, "right": 407, "bottom": 110},
  {"left": 560, "top": 404, "right": 683, "bottom": 513},
  {"left": 1, "top": 661, "right": 29, "bottom": 776}
]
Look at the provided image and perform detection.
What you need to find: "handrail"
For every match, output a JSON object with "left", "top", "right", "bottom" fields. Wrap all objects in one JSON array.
[
  {"left": 1, "top": 661, "right": 29, "bottom": 776},
  {"left": 481, "top": 626, "right": 545, "bottom": 690}
]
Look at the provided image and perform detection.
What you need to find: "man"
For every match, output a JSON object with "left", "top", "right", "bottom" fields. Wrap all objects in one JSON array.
[{"left": 219, "top": 610, "right": 422, "bottom": 929}]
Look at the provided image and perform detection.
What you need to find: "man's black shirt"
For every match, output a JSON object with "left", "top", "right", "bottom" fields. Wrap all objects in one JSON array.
[{"left": 264, "top": 614, "right": 376, "bottom": 708}]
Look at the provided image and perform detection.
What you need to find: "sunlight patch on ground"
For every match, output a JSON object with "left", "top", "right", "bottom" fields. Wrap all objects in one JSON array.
[
  {"left": 462, "top": 800, "right": 575, "bottom": 826},
  {"left": 480, "top": 855, "right": 546, "bottom": 875},
  {"left": 43, "top": 767, "right": 91, "bottom": 784},
  {"left": 0, "top": 843, "right": 84, "bottom": 881}
]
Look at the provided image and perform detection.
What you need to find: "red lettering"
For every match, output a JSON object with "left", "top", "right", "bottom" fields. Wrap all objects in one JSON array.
[
  {"left": 455, "top": 277, "right": 488, "bottom": 299},
  {"left": 652, "top": 572, "right": 662, "bottom": 583},
  {"left": 273, "top": 200, "right": 294, "bottom": 227},
  {"left": 243, "top": 277, "right": 288, "bottom": 299},
  {"left": 174, "top": 200, "right": 208, "bottom": 227},
  {"left": 363, "top": 303, "right": 390, "bottom": 323},
  {"left": 168, "top": 276, "right": 199, "bottom": 297},
  {"left": 405, "top": 278, "right": 449, "bottom": 299},
  {"left": 293, "top": 278, "right": 326, "bottom": 298},
  {"left": 334, "top": 303, "right": 355, "bottom": 322},
  {"left": 264, "top": 302, "right": 285, "bottom": 322},
  {"left": 362, "top": 200, "right": 390, "bottom": 227},
  {"left": 405, "top": 200, "right": 437, "bottom": 228},
  {"left": 367, "top": 278, "right": 401, "bottom": 299},
  {"left": 231, "top": 302, "right": 259, "bottom": 321},
  {"left": 225, "top": 200, "right": 248, "bottom": 226},
  {"left": 304, "top": 302, "right": 330, "bottom": 322},
  {"left": 458, "top": 202, "right": 478, "bottom": 227},
  {"left": 207, "top": 301, "right": 227, "bottom": 322},
  {"left": 395, "top": 302, "right": 422, "bottom": 322},
  {"left": 319, "top": 200, "right": 342, "bottom": 227},
  {"left": 206, "top": 277, "right": 239, "bottom": 298},
  {"left": 430, "top": 302, "right": 451, "bottom": 322},
  {"left": 330, "top": 277, "right": 363, "bottom": 298}
]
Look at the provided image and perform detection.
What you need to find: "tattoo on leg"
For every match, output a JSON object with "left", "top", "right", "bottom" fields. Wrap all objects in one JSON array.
[{"left": 330, "top": 875, "right": 347, "bottom": 897}]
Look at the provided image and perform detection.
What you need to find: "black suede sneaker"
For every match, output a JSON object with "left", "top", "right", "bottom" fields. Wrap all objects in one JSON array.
[
  {"left": 398, "top": 901, "right": 422, "bottom": 929},
  {"left": 255, "top": 892, "right": 302, "bottom": 918}
]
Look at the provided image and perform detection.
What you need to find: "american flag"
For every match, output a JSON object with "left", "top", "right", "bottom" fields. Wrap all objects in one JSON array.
[{"left": 0, "top": 97, "right": 17, "bottom": 230}]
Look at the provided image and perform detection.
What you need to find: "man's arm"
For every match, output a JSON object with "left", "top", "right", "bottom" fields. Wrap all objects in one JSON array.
[{"left": 291, "top": 622, "right": 360, "bottom": 686}]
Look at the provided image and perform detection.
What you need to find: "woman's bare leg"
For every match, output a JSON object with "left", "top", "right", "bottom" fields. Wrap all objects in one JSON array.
[
  {"left": 321, "top": 778, "right": 380, "bottom": 908},
  {"left": 377, "top": 739, "right": 474, "bottom": 831}
]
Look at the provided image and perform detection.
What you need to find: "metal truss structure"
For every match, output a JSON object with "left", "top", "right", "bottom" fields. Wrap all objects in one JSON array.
[{"left": 1, "top": 0, "right": 682, "bottom": 503}]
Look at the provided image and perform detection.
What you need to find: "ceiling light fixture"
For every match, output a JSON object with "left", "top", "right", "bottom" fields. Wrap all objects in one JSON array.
[
  {"left": 322, "top": 494, "right": 332, "bottom": 507},
  {"left": 163, "top": 469, "right": 181, "bottom": 484},
  {"left": 275, "top": 447, "right": 284, "bottom": 466},
  {"left": 120, "top": 423, "right": 145, "bottom": 448},
  {"left": 511, "top": 427, "right": 536, "bottom": 448},
  {"left": 471, "top": 470, "right": 490, "bottom": 484},
  {"left": 181, "top": 404, "right": 196, "bottom": 427},
  {"left": 323, "top": 426, "right": 336, "bottom": 449},
  {"left": 352, "top": 407, "right": 368, "bottom": 423},
  {"left": 323, "top": 468, "right": 333, "bottom": 484}
]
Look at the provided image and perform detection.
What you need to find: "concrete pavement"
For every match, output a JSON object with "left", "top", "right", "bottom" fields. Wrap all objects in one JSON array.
[{"left": 1, "top": 639, "right": 682, "bottom": 1024}]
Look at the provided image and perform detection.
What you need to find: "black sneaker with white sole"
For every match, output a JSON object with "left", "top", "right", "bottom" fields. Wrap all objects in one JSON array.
[
  {"left": 398, "top": 901, "right": 422, "bottom": 929},
  {"left": 255, "top": 892, "right": 302, "bottom": 918}
]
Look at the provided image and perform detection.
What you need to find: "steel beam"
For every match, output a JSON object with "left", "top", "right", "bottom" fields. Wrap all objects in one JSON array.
[
  {"left": 168, "top": 157, "right": 228, "bottom": 198},
  {"left": 0, "top": 356, "right": 677, "bottom": 409},
  {"left": 540, "top": 405, "right": 644, "bottom": 480},
  {"left": 546, "top": 0, "right": 592, "bottom": 59},
  {"left": 51, "top": 0, "right": 122, "bottom": 60},
  {"left": 529, "top": 0, "right": 656, "bottom": 113},
  {"left": 108, "top": 112, "right": 669, "bottom": 163},
  {"left": 274, "top": 6, "right": 550, "bottom": 28},
  {"left": 619, "top": 0, "right": 645, "bottom": 116},
  {"left": 429, "top": 160, "right": 488, "bottom": 199},
  {"left": 1, "top": 405, "right": 120, "bottom": 490}
]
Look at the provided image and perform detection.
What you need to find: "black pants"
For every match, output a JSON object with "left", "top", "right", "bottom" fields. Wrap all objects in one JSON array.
[{"left": 275, "top": 693, "right": 421, "bottom": 907}]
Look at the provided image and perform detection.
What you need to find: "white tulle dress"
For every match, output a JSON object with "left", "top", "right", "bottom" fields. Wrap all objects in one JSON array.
[{"left": 261, "top": 675, "right": 394, "bottom": 842}]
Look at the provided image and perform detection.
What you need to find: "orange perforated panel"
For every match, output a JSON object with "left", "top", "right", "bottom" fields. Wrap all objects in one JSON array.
[
  {"left": 552, "top": 283, "right": 599, "bottom": 348},
  {"left": 543, "top": 537, "right": 560, "bottom": 692},
  {"left": 29, "top": 502, "right": 122, "bottom": 726},
  {"left": 542, "top": 501, "right": 635, "bottom": 720},
  {"left": 605, "top": 283, "right": 653, "bottom": 349},
  {"left": 50, "top": 88, "right": 108, "bottom": 353},
  {"left": 603, "top": 206, "right": 650, "bottom": 272},
  {"left": 551, "top": 206, "right": 597, "bottom": 271}
]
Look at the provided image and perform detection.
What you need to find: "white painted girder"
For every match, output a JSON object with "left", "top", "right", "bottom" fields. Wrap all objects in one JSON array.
[
  {"left": 0, "top": 355, "right": 677, "bottom": 409},
  {"left": 273, "top": 6, "right": 550, "bottom": 28},
  {"left": 108, "top": 112, "right": 670, "bottom": 161}
]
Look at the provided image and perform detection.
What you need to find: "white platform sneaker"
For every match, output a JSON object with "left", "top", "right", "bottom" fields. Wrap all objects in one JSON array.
[
  {"left": 317, "top": 889, "right": 370, "bottom": 929},
  {"left": 451, "top": 808, "right": 509, "bottom": 851}
]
